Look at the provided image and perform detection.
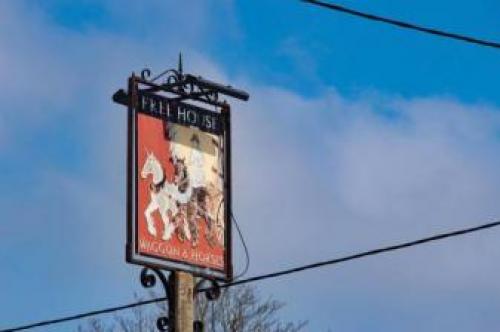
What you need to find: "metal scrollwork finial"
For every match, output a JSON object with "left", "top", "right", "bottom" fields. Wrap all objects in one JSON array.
[{"left": 141, "top": 68, "right": 152, "bottom": 80}]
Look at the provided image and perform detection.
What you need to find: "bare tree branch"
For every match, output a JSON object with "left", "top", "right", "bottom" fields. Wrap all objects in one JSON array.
[{"left": 78, "top": 285, "right": 307, "bottom": 332}]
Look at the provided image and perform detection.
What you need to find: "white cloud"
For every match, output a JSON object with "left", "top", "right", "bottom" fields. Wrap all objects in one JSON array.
[
  {"left": 235, "top": 86, "right": 500, "bottom": 274},
  {"left": 231, "top": 88, "right": 500, "bottom": 330}
]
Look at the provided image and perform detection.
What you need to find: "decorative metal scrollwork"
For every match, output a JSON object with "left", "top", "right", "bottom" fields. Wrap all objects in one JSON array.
[
  {"left": 195, "top": 278, "right": 221, "bottom": 301},
  {"left": 152, "top": 69, "right": 182, "bottom": 85},
  {"left": 140, "top": 68, "right": 152, "bottom": 81},
  {"left": 136, "top": 53, "right": 248, "bottom": 108},
  {"left": 140, "top": 267, "right": 172, "bottom": 331},
  {"left": 156, "top": 317, "right": 170, "bottom": 331},
  {"left": 140, "top": 269, "right": 222, "bottom": 331},
  {"left": 112, "top": 53, "right": 248, "bottom": 114}
]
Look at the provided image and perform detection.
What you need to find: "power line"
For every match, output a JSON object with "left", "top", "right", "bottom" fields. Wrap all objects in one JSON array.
[
  {"left": 201, "top": 219, "right": 500, "bottom": 291},
  {"left": 302, "top": 0, "right": 500, "bottom": 50},
  {"left": 1, "top": 297, "right": 167, "bottom": 332},
  {"left": 3, "top": 219, "right": 500, "bottom": 332}
]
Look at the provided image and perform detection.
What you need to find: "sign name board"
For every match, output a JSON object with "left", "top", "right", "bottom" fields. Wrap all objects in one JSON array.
[{"left": 138, "top": 91, "right": 223, "bottom": 135}]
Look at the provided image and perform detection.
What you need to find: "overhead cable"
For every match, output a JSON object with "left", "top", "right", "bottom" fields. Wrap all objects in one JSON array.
[
  {"left": 199, "top": 219, "right": 500, "bottom": 291},
  {"left": 3, "top": 219, "right": 500, "bottom": 332},
  {"left": 2, "top": 297, "right": 167, "bottom": 332},
  {"left": 302, "top": 0, "right": 500, "bottom": 50}
]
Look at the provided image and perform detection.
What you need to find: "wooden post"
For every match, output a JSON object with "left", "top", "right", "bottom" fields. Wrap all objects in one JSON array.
[{"left": 173, "top": 271, "right": 194, "bottom": 332}]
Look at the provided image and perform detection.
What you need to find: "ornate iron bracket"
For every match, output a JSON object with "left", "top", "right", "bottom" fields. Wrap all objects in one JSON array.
[
  {"left": 140, "top": 267, "right": 172, "bottom": 331},
  {"left": 137, "top": 53, "right": 248, "bottom": 108},
  {"left": 112, "top": 53, "right": 248, "bottom": 112},
  {"left": 195, "top": 278, "right": 221, "bottom": 301},
  {"left": 140, "top": 268, "right": 222, "bottom": 331}
]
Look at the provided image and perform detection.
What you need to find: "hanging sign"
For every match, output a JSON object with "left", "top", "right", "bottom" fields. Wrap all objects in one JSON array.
[{"left": 126, "top": 83, "right": 233, "bottom": 281}]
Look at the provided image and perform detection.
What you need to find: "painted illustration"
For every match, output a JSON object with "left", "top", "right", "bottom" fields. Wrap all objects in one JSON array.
[{"left": 136, "top": 111, "right": 226, "bottom": 270}]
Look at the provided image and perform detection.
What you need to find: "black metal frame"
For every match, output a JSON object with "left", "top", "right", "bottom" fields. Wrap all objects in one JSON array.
[
  {"left": 125, "top": 75, "right": 233, "bottom": 281},
  {"left": 115, "top": 58, "right": 248, "bottom": 330},
  {"left": 114, "top": 55, "right": 248, "bottom": 110},
  {"left": 137, "top": 56, "right": 248, "bottom": 107},
  {"left": 116, "top": 58, "right": 249, "bottom": 282}
]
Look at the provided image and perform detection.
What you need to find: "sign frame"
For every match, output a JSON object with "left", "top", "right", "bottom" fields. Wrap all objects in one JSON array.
[{"left": 125, "top": 76, "right": 233, "bottom": 281}]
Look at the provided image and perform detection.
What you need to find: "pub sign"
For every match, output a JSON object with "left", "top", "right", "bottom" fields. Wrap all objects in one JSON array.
[{"left": 126, "top": 78, "right": 233, "bottom": 281}]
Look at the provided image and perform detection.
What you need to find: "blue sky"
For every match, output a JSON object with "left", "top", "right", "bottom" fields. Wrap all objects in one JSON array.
[{"left": 1, "top": 1, "right": 500, "bottom": 331}]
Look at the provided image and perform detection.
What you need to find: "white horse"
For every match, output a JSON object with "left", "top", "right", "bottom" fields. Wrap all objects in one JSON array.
[{"left": 141, "top": 151, "right": 191, "bottom": 241}]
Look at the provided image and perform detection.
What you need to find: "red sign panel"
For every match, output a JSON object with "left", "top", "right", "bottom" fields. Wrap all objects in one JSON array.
[{"left": 127, "top": 89, "right": 232, "bottom": 281}]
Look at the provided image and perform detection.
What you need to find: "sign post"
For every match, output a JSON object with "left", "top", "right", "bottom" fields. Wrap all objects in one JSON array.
[
  {"left": 113, "top": 56, "right": 248, "bottom": 331},
  {"left": 174, "top": 272, "right": 194, "bottom": 332}
]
